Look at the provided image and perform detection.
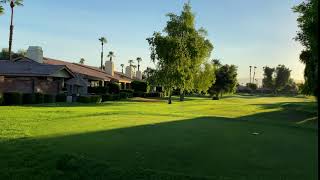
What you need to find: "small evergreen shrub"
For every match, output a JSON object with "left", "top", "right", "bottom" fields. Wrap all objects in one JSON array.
[
  {"left": 212, "top": 96, "right": 219, "bottom": 100},
  {"left": 23, "top": 93, "right": 36, "bottom": 104},
  {"left": 3, "top": 92, "right": 23, "bottom": 105},
  {"left": 88, "top": 86, "right": 109, "bottom": 94},
  {"left": 133, "top": 91, "right": 145, "bottom": 97},
  {"left": 144, "top": 92, "right": 164, "bottom": 98},
  {"left": 131, "top": 81, "right": 147, "bottom": 92},
  {"left": 35, "top": 93, "right": 45, "bottom": 104},
  {"left": 102, "top": 94, "right": 112, "bottom": 102},
  {"left": 107, "top": 83, "right": 120, "bottom": 94},
  {"left": 56, "top": 94, "right": 67, "bottom": 102},
  {"left": 44, "top": 94, "right": 56, "bottom": 103},
  {"left": 78, "top": 95, "right": 102, "bottom": 103}
]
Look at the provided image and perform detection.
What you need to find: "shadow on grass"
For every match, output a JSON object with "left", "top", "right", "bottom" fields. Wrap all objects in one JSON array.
[{"left": 0, "top": 102, "right": 318, "bottom": 180}]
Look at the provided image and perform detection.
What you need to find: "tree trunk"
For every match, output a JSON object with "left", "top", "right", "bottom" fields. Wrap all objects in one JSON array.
[
  {"left": 179, "top": 88, "right": 185, "bottom": 101},
  {"left": 168, "top": 89, "right": 172, "bottom": 104}
]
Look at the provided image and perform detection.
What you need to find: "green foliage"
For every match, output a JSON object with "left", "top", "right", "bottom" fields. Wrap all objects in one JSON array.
[
  {"left": 35, "top": 93, "right": 44, "bottom": 104},
  {"left": 246, "top": 83, "right": 258, "bottom": 91},
  {"left": 262, "top": 66, "right": 275, "bottom": 89},
  {"left": 88, "top": 86, "right": 109, "bottom": 95},
  {"left": 78, "top": 95, "right": 102, "bottom": 103},
  {"left": 209, "top": 64, "right": 238, "bottom": 98},
  {"left": 22, "top": 93, "right": 36, "bottom": 104},
  {"left": 275, "top": 65, "right": 291, "bottom": 92},
  {"left": 56, "top": 94, "right": 67, "bottom": 102},
  {"left": 131, "top": 81, "right": 148, "bottom": 92},
  {"left": 3, "top": 92, "right": 23, "bottom": 105},
  {"left": 293, "top": 0, "right": 318, "bottom": 99},
  {"left": 0, "top": 93, "right": 3, "bottom": 105},
  {"left": 147, "top": 3, "right": 213, "bottom": 103},
  {"left": 194, "top": 63, "right": 216, "bottom": 93},
  {"left": 106, "top": 83, "right": 120, "bottom": 94},
  {"left": 44, "top": 94, "right": 56, "bottom": 103}
]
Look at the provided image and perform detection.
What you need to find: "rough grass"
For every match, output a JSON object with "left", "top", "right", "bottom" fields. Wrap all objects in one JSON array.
[{"left": 0, "top": 95, "right": 318, "bottom": 180}]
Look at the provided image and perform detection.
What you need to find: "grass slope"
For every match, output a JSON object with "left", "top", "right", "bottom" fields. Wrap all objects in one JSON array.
[{"left": 0, "top": 95, "right": 318, "bottom": 179}]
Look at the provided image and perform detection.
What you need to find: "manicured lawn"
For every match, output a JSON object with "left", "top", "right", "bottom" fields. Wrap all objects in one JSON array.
[{"left": 0, "top": 95, "right": 318, "bottom": 179}]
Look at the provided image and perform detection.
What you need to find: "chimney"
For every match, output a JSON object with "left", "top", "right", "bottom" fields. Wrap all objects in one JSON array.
[
  {"left": 105, "top": 61, "right": 114, "bottom": 76},
  {"left": 125, "top": 66, "right": 133, "bottom": 79},
  {"left": 136, "top": 70, "right": 142, "bottom": 80},
  {"left": 27, "top": 46, "right": 43, "bottom": 63}
]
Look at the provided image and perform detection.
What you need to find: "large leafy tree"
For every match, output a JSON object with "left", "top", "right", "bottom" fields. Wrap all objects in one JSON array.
[
  {"left": 209, "top": 64, "right": 238, "bottom": 99},
  {"left": 147, "top": 3, "right": 213, "bottom": 103},
  {"left": 293, "top": 0, "right": 318, "bottom": 100},
  {"left": 262, "top": 66, "right": 275, "bottom": 89},
  {"left": 274, "top": 65, "right": 291, "bottom": 92}
]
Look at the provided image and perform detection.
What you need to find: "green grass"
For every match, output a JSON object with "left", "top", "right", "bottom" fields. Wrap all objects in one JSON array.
[{"left": 0, "top": 95, "right": 318, "bottom": 180}]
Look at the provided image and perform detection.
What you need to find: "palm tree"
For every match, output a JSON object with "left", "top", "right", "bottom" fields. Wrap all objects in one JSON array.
[
  {"left": 132, "top": 65, "right": 137, "bottom": 72},
  {"left": 128, "top": 59, "right": 134, "bottom": 67},
  {"left": 0, "top": 5, "right": 4, "bottom": 15},
  {"left": 249, "top": 66, "right": 252, "bottom": 83},
  {"left": 3, "top": 0, "right": 23, "bottom": 61},
  {"left": 253, "top": 66, "right": 257, "bottom": 84},
  {"left": 120, "top": 64, "right": 124, "bottom": 74},
  {"left": 136, "top": 57, "right": 142, "bottom": 71},
  {"left": 107, "top": 51, "right": 115, "bottom": 62},
  {"left": 99, "top": 37, "right": 107, "bottom": 69},
  {"left": 79, "top": 58, "right": 85, "bottom": 64}
]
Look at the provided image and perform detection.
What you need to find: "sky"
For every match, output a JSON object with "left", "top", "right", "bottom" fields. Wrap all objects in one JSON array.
[{"left": 0, "top": 0, "right": 305, "bottom": 85}]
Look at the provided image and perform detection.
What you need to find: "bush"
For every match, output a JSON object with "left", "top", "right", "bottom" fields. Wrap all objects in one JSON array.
[
  {"left": 144, "top": 92, "right": 164, "bottom": 98},
  {"left": 35, "top": 93, "right": 45, "bottom": 104},
  {"left": 56, "top": 94, "right": 67, "bottom": 102},
  {"left": 102, "top": 94, "right": 112, "bottom": 102},
  {"left": 3, "top": 92, "right": 23, "bottom": 105},
  {"left": 212, "top": 96, "right": 220, "bottom": 100},
  {"left": 44, "top": 94, "right": 56, "bottom": 103},
  {"left": 133, "top": 91, "right": 145, "bottom": 97},
  {"left": 0, "top": 93, "right": 3, "bottom": 105},
  {"left": 131, "top": 81, "right": 147, "bottom": 92},
  {"left": 23, "top": 93, "right": 36, "bottom": 104},
  {"left": 246, "top": 83, "right": 258, "bottom": 91},
  {"left": 77, "top": 95, "right": 102, "bottom": 103},
  {"left": 88, "top": 86, "right": 109, "bottom": 95},
  {"left": 107, "top": 83, "right": 120, "bottom": 94},
  {"left": 120, "top": 90, "right": 133, "bottom": 98}
]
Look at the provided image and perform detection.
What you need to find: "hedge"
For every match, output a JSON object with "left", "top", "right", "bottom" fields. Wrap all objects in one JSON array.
[
  {"left": 3, "top": 92, "right": 23, "bottom": 105},
  {"left": 88, "top": 86, "right": 109, "bottom": 94},
  {"left": 131, "top": 80, "right": 147, "bottom": 92},
  {"left": 23, "top": 93, "right": 37, "bottom": 104},
  {"left": 56, "top": 94, "right": 67, "bottom": 102},
  {"left": 102, "top": 94, "right": 120, "bottom": 101},
  {"left": 35, "top": 93, "right": 45, "bottom": 104},
  {"left": 77, "top": 95, "right": 102, "bottom": 103},
  {"left": 0, "top": 93, "right": 3, "bottom": 105},
  {"left": 107, "top": 83, "right": 120, "bottom": 94},
  {"left": 144, "top": 92, "right": 164, "bottom": 98},
  {"left": 133, "top": 91, "right": 145, "bottom": 97},
  {"left": 44, "top": 94, "right": 56, "bottom": 103}
]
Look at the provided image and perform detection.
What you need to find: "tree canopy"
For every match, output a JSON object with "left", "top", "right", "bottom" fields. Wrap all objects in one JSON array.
[
  {"left": 293, "top": 0, "right": 318, "bottom": 99},
  {"left": 147, "top": 3, "right": 213, "bottom": 103}
]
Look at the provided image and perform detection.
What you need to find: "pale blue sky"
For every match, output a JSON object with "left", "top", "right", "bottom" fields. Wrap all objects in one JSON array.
[{"left": 0, "top": 0, "right": 304, "bottom": 83}]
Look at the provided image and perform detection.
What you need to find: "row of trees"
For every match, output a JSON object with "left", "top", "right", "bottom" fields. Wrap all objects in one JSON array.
[{"left": 262, "top": 65, "right": 296, "bottom": 93}]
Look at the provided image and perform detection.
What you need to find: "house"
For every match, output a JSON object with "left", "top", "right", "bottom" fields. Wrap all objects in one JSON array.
[
  {"left": 0, "top": 46, "right": 141, "bottom": 96},
  {"left": 0, "top": 57, "right": 74, "bottom": 95}
]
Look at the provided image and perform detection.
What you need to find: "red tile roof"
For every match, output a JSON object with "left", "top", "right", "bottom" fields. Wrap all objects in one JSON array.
[{"left": 43, "top": 57, "right": 133, "bottom": 83}]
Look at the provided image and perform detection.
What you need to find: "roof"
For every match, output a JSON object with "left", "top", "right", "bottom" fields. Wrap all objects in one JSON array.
[
  {"left": 43, "top": 57, "right": 134, "bottom": 83},
  {"left": 0, "top": 58, "right": 74, "bottom": 78}
]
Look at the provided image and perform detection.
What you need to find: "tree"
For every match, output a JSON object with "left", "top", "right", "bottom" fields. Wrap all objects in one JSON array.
[
  {"left": 120, "top": 64, "right": 124, "bottom": 73},
  {"left": 128, "top": 59, "right": 134, "bottom": 66},
  {"left": 0, "top": 5, "right": 4, "bottom": 15},
  {"left": 262, "top": 66, "right": 275, "bottom": 89},
  {"left": 79, "top": 58, "right": 85, "bottom": 64},
  {"left": 194, "top": 62, "right": 216, "bottom": 94},
  {"left": 107, "top": 51, "right": 115, "bottom": 62},
  {"left": 136, "top": 57, "right": 142, "bottom": 71},
  {"left": 1, "top": 0, "right": 23, "bottom": 60},
  {"left": 274, "top": 65, "right": 291, "bottom": 92},
  {"left": 147, "top": 3, "right": 213, "bottom": 103},
  {"left": 209, "top": 64, "right": 238, "bottom": 99},
  {"left": 0, "top": 48, "right": 25, "bottom": 59},
  {"left": 293, "top": 0, "right": 318, "bottom": 101},
  {"left": 98, "top": 37, "right": 107, "bottom": 69},
  {"left": 211, "top": 59, "right": 221, "bottom": 67}
]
